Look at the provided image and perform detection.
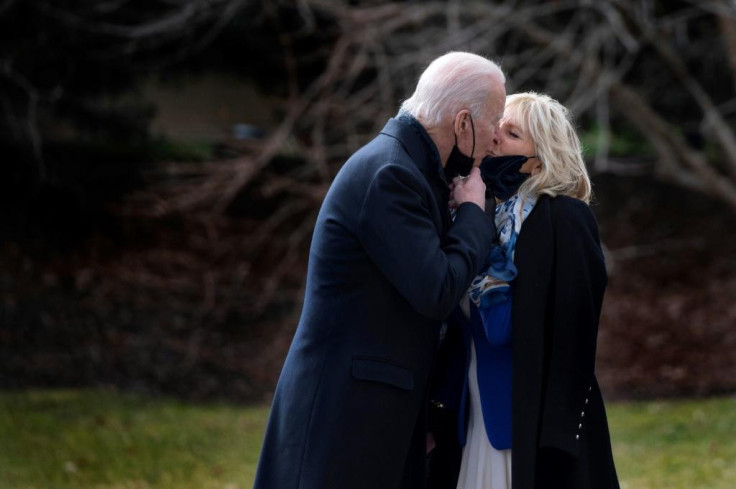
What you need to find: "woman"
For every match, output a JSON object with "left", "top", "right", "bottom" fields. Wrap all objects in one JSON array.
[{"left": 430, "top": 92, "right": 619, "bottom": 489}]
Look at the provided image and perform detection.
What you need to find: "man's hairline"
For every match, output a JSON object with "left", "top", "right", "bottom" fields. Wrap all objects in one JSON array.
[{"left": 416, "top": 73, "right": 506, "bottom": 130}]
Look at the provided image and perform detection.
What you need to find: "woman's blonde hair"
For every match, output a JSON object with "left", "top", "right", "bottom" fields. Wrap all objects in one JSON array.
[{"left": 505, "top": 92, "right": 592, "bottom": 203}]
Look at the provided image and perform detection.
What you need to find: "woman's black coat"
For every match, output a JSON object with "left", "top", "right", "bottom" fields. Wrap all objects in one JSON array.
[
  {"left": 429, "top": 194, "right": 620, "bottom": 489},
  {"left": 512, "top": 195, "right": 619, "bottom": 489}
]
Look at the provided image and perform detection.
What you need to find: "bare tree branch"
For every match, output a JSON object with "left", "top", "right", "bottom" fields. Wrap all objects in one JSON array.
[
  {"left": 0, "top": 61, "right": 45, "bottom": 181},
  {"left": 717, "top": 0, "right": 736, "bottom": 91},
  {"left": 623, "top": 6, "right": 736, "bottom": 180},
  {"left": 36, "top": 0, "right": 241, "bottom": 39}
]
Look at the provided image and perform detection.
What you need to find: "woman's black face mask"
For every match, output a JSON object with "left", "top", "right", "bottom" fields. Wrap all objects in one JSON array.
[
  {"left": 443, "top": 115, "right": 476, "bottom": 181},
  {"left": 479, "top": 155, "right": 535, "bottom": 201}
]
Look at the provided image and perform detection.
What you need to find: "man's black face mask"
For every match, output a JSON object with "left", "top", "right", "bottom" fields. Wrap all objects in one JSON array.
[
  {"left": 479, "top": 155, "right": 534, "bottom": 201},
  {"left": 443, "top": 115, "right": 476, "bottom": 181}
]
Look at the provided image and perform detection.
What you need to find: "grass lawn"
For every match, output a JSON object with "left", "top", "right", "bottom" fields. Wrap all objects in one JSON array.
[
  {"left": 0, "top": 389, "right": 734, "bottom": 489},
  {"left": 0, "top": 389, "right": 269, "bottom": 489},
  {"left": 607, "top": 396, "right": 736, "bottom": 489}
]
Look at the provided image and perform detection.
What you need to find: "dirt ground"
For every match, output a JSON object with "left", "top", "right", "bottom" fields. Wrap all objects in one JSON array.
[{"left": 593, "top": 175, "right": 736, "bottom": 399}]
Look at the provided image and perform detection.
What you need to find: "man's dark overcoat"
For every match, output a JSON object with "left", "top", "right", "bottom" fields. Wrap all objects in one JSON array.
[
  {"left": 253, "top": 117, "right": 495, "bottom": 489},
  {"left": 428, "top": 195, "right": 619, "bottom": 489}
]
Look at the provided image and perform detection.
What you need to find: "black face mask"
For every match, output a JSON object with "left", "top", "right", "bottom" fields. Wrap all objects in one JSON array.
[
  {"left": 443, "top": 115, "right": 476, "bottom": 181},
  {"left": 479, "top": 154, "right": 535, "bottom": 201}
]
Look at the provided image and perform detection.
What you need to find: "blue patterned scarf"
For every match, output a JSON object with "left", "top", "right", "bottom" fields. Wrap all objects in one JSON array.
[{"left": 467, "top": 193, "right": 536, "bottom": 345}]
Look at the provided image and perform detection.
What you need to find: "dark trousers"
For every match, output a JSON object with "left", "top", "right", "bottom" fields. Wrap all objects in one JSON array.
[{"left": 426, "top": 406, "right": 462, "bottom": 489}]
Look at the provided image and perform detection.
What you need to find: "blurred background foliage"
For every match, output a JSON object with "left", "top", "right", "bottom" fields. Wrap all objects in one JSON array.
[{"left": 0, "top": 0, "right": 735, "bottom": 404}]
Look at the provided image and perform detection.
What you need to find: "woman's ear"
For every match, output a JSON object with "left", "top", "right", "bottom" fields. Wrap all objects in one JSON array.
[{"left": 531, "top": 159, "right": 543, "bottom": 175}]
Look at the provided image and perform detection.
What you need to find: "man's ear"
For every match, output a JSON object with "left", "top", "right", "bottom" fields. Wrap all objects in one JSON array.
[{"left": 454, "top": 110, "right": 471, "bottom": 134}]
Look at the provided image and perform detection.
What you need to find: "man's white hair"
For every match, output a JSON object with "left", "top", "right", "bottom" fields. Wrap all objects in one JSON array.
[{"left": 400, "top": 51, "right": 505, "bottom": 128}]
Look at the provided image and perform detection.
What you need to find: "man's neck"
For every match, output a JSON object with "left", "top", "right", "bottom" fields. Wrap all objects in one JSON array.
[{"left": 419, "top": 119, "right": 451, "bottom": 169}]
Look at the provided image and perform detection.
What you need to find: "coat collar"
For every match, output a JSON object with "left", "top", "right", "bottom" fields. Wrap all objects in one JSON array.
[{"left": 379, "top": 114, "right": 448, "bottom": 185}]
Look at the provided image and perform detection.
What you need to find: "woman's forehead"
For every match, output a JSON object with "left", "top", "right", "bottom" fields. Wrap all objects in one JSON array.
[{"left": 501, "top": 107, "right": 525, "bottom": 129}]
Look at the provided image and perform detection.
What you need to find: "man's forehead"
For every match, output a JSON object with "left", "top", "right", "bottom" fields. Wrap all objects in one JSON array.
[{"left": 489, "top": 96, "right": 505, "bottom": 120}]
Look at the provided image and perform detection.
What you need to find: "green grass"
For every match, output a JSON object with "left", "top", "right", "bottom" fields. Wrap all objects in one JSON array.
[
  {"left": 0, "top": 390, "right": 734, "bottom": 489},
  {"left": 0, "top": 389, "right": 268, "bottom": 489},
  {"left": 607, "top": 396, "right": 736, "bottom": 489}
]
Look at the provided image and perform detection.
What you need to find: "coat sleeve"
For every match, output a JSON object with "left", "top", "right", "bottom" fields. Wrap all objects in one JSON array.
[
  {"left": 537, "top": 198, "right": 607, "bottom": 457},
  {"left": 357, "top": 163, "right": 494, "bottom": 321}
]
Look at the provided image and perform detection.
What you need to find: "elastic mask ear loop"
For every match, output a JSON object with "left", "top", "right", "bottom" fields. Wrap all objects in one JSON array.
[
  {"left": 469, "top": 114, "right": 476, "bottom": 159},
  {"left": 454, "top": 113, "right": 476, "bottom": 158}
]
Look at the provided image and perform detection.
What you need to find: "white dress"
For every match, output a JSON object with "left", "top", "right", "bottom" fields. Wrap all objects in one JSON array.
[{"left": 456, "top": 297, "right": 512, "bottom": 489}]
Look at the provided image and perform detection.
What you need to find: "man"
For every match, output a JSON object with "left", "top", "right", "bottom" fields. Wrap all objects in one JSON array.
[{"left": 254, "top": 51, "right": 506, "bottom": 489}]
